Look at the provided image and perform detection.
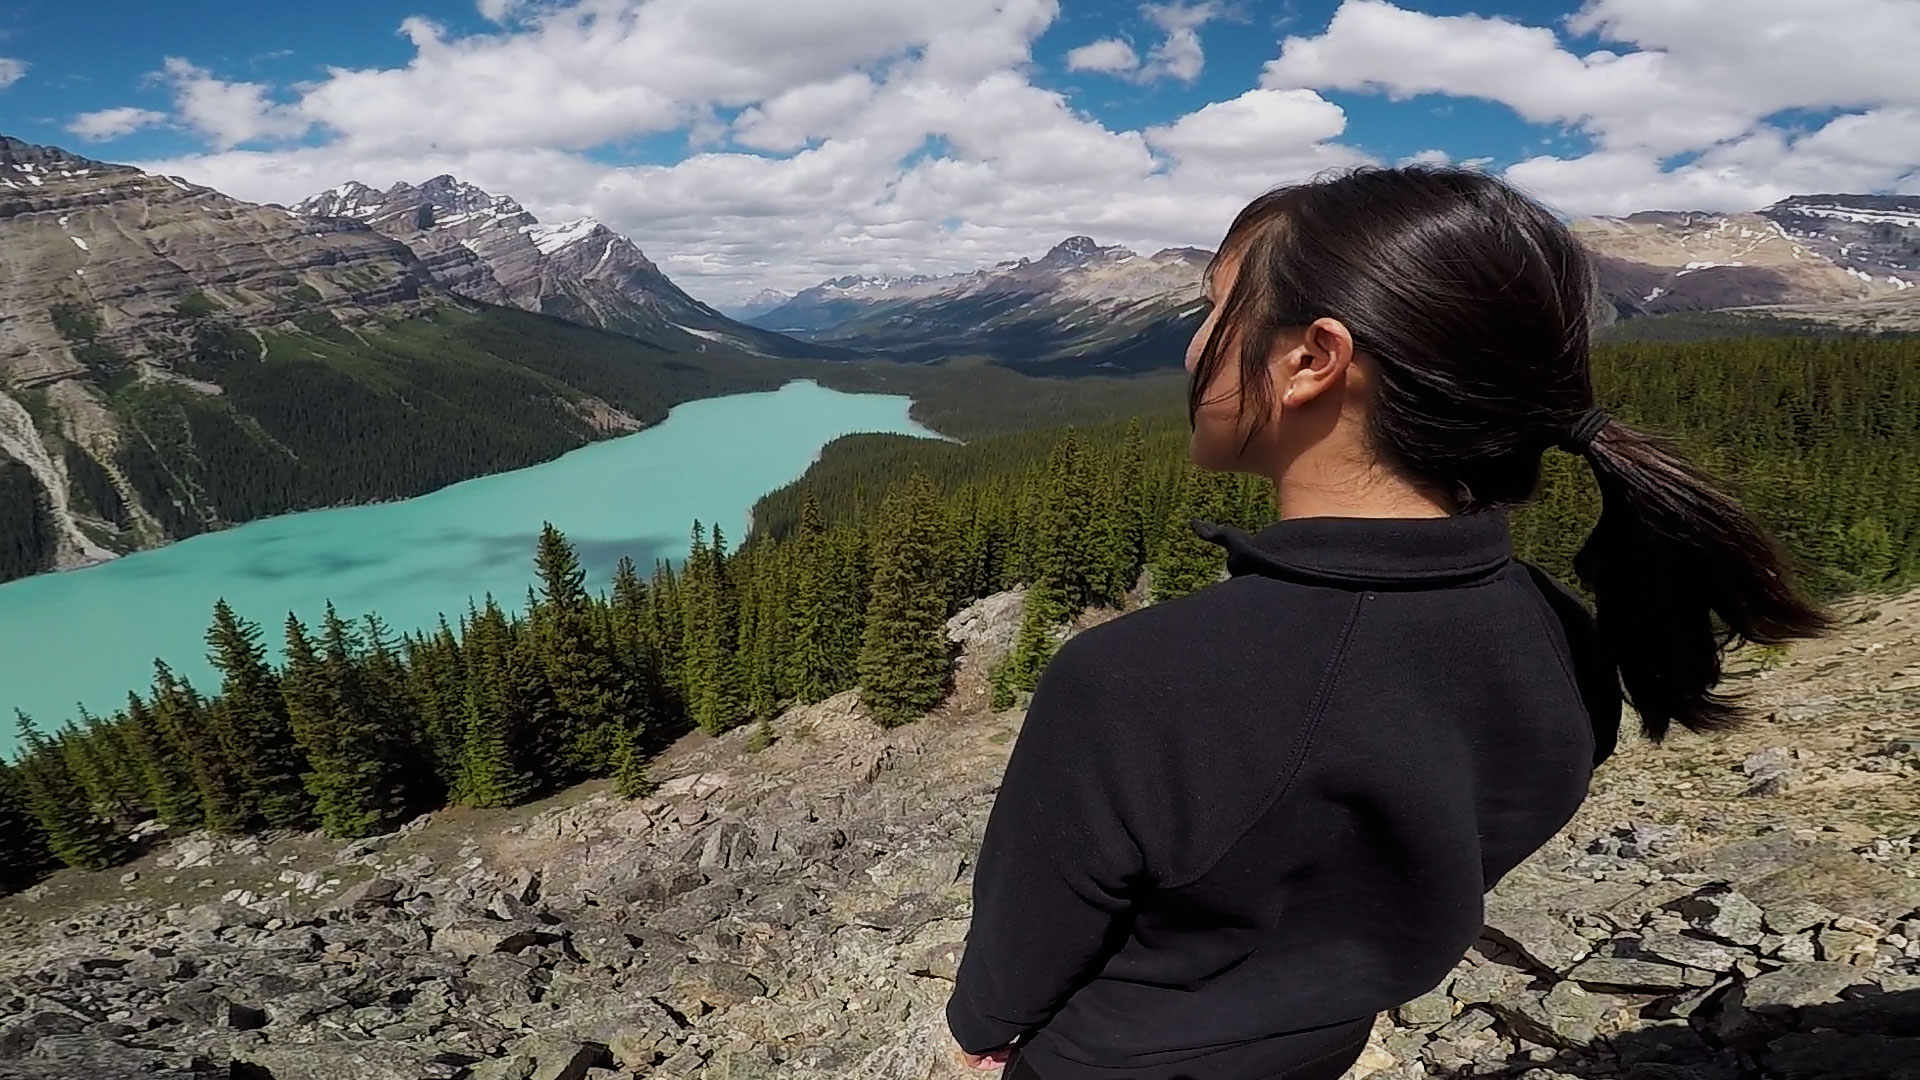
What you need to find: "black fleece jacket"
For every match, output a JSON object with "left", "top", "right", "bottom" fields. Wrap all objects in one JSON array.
[{"left": 947, "top": 513, "right": 1621, "bottom": 1080}]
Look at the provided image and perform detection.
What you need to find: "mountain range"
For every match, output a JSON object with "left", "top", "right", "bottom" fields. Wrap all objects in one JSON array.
[
  {"left": 747, "top": 196, "right": 1920, "bottom": 371},
  {"left": 288, "top": 178, "right": 839, "bottom": 360},
  {"left": 4, "top": 126, "right": 1917, "bottom": 585},
  {"left": 750, "top": 236, "right": 1214, "bottom": 374}
]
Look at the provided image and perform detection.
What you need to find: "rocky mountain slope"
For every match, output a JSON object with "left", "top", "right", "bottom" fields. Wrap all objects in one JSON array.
[
  {"left": 0, "top": 135, "right": 823, "bottom": 584},
  {"left": 1577, "top": 196, "right": 1920, "bottom": 328},
  {"left": 751, "top": 238, "right": 1212, "bottom": 374},
  {"left": 291, "top": 178, "right": 838, "bottom": 361},
  {"left": 2, "top": 585, "right": 1914, "bottom": 1080}
]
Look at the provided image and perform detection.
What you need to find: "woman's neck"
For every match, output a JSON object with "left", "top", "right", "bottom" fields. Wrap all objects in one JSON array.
[{"left": 1269, "top": 461, "right": 1455, "bottom": 521}]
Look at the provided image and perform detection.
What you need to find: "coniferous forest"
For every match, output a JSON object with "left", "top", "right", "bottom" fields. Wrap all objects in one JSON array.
[{"left": 3, "top": 332, "right": 1917, "bottom": 892}]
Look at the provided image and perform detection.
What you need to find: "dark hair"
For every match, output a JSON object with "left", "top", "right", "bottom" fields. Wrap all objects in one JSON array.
[{"left": 1193, "top": 165, "right": 1830, "bottom": 741}]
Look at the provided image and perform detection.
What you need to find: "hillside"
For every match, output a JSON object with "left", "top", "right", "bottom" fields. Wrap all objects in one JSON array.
[
  {"left": 0, "top": 136, "right": 837, "bottom": 585},
  {"left": 0, "top": 584, "right": 1914, "bottom": 1080},
  {"left": 751, "top": 237, "right": 1211, "bottom": 374},
  {"left": 1578, "top": 196, "right": 1920, "bottom": 329},
  {"left": 291, "top": 178, "right": 843, "bottom": 361}
]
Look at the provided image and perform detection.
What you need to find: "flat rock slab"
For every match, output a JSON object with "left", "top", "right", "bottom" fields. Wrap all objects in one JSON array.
[
  {"left": 1662, "top": 835, "right": 1920, "bottom": 923},
  {"left": 1482, "top": 897, "right": 1592, "bottom": 974}
]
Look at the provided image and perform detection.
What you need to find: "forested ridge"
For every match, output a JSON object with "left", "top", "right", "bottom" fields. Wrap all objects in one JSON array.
[{"left": 3, "top": 332, "right": 1916, "bottom": 892}]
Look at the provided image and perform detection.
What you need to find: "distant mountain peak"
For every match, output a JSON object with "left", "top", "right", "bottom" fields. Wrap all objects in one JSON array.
[
  {"left": 1035, "top": 235, "right": 1129, "bottom": 269},
  {"left": 0, "top": 135, "right": 126, "bottom": 185}
]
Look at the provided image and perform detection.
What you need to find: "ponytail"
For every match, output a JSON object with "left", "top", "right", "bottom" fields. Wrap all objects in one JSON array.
[
  {"left": 1202, "top": 166, "right": 1831, "bottom": 742},
  {"left": 1569, "top": 414, "right": 1831, "bottom": 740}
]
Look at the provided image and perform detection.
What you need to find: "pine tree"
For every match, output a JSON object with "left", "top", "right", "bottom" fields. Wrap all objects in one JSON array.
[
  {"left": 744, "top": 543, "right": 788, "bottom": 720},
  {"left": 610, "top": 716, "right": 653, "bottom": 799},
  {"left": 1152, "top": 465, "right": 1229, "bottom": 603},
  {"left": 280, "top": 610, "right": 407, "bottom": 839},
  {"left": 206, "top": 599, "right": 312, "bottom": 828},
  {"left": 57, "top": 713, "right": 132, "bottom": 820},
  {"left": 405, "top": 619, "right": 468, "bottom": 796},
  {"left": 858, "top": 473, "right": 954, "bottom": 726},
  {"left": 13, "top": 714, "right": 121, "bottom": 870},
  {"left": 533, "top": 524, "right": 634, "bottom": 776},
  {"left": 682, "top": 523, "right": 746, "bottom": 734},
  {"left": 455, "top": 600, "right": 535, "bottom": 808},
  {"left": 0, "top": 760, "right": 55, "bottom": 893},
  {"left": 119, "top": 692, "right": 201, "bottom": 829},
  {"left": 149, "top": 661, "right": 248, "bottom": 833},
  {"left": 784, "top": 496, "right": 836, "bottom": 705},
  {"left": 996, "top": 581, "right": 1071, "bottom": 702}
]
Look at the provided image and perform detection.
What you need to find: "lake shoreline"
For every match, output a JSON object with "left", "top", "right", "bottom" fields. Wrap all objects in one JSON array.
[{"left": 0, "top": 381, "right": 938, "bottom": 756}]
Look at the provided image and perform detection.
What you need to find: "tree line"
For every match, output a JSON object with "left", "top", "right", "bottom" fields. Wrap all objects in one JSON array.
[{"left": 5, "top": 331, "right": 1918, "bottom": 891}]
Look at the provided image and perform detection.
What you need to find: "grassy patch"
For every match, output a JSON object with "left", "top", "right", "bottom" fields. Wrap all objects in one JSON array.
[{"left": 172, "top": 292, "right": 219, "bottom": 318}]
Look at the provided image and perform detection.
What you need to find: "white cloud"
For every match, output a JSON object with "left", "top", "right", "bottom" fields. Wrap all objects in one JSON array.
[
  {"left": 1064, "top": 39, "right": 1139, "bottom": 75},
  {"left": 1067, "top": 2, "right": 1221, "bottom": 84},
  {"left": 130, "top": 0, "right": 1920, "bottom": 305},
  {"left": 1262, "top": 0, "right": 1920, "bottom": 214},
  {"left": 1396, "top": 148, "right": 1451, "bottom": 167},
  {"left": 1140, "top": 1, "right": 1219, "bottom": 83},
  {"left": 0, "top": 58, "right": 25, "bottom": 90},
  {"left": 68, "top": 108, "right": 171, "bottom": 142},
  {"left": 137, "top": 0, "right": 1381, "bottom": 305},
  {"left": 160, "top": 58, "right": 309, "bottom": 149}
]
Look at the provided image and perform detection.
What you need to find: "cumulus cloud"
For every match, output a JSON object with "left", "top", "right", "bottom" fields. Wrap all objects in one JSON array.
[
  {"left": 1263, "top": 0, "right": 1920, "bottom": 213},
  {"left": 133, "top": 0, "right": 1918, "bottom": 305},
  {"left": 1064, "top": 39, "right": 1139, "bottom": 75},
  {"left": 0, "top": 59, "right": 26, "bottom": 90},
  {"left": 1066, "top": 2, "right": 1222, "bottom": 84},
  {"left": 68, "top": 107, "right": 170, "bottom": 142},
  {"left": 159, "top": 58, "right": 309, "bottom": 149},
  {"left": 1140, "top": 1, "right": 1220, "bottom": 83},
  {"left": 140, "top": 0, "right": 1376, "bottom": 305}
]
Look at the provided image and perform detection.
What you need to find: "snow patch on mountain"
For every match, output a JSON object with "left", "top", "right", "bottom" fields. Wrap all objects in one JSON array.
[{"left": 523, "top": 217, "right": 604, "bottom": 255}]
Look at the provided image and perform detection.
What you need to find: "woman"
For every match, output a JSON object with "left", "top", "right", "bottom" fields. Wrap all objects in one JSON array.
[{"left": 944, "top": 167, "right": 1829, "bottom": 1080}]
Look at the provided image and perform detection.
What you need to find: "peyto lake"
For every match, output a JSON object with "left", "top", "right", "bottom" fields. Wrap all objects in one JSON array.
[{"left": 0, "top": 381, "right": 936, "bottom": 756}]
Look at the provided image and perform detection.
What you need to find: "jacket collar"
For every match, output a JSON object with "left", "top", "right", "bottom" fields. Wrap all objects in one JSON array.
[{"left": 1195, "top": 512, "right": 1513, "bottom": 590}]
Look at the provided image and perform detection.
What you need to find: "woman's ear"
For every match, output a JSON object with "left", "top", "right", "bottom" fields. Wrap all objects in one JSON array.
[{"left": 1279, "top": 317, "right": 1355, "bottom": 406}]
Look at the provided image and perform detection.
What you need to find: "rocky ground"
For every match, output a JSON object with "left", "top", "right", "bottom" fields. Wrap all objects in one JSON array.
[{"left": 1, "top": 586, "right": 1916, "bottom": 1080}]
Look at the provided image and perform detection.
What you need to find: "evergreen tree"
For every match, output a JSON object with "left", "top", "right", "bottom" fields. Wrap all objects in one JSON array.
[
  {"left": 13, "top": 713, "right": 121, "bottom": 870},
  {"left": 858, "top": 474, "right": 954, "bottom": 725},
  {"left": 206, "top": 599, "right": 312, "bottom": 827},
  {"left": 150, "top": 661, "right": 248, "bottom": 832},
  {"left": 455, "top": 600, "right": 535, "bottom": 808},
  {"left": 533, "top": 523, "right": 633, "bottom": 775},
  {"left": 784, "top": 496, "right": 836, "bottom": 705},
  {"left": 0, "top": 760, "right": 55, "bottom": 893},
  {"left": 119, "top": 692, "right": 201, "bottom": 829},
  {"left": 405, "top": 619, "right": 468, "bottom": 795},
  {"left": 1152, "top": 465, "right": 1228, "bottom": 603},
  {"left": 57, "top": 714, "right": 132, "bottom": 820},
  {"left": 281, "top": 610, "right": 407, "bottom": 839},
  {"left": 609, "top": 716, "right": 653, "bottom": 799}
]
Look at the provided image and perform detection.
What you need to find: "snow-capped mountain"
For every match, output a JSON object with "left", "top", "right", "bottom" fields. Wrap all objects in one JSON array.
[
  {"left": 750, "top": 236, "right": 1211, "bottom": 372},
  {"left": 1575, "top": 201, "right": 1918, "bottom": 320},
  {"left": 721, "top": 288, "right": 795, "bottom": 321},
  {"left": 293, "top": 177, "right": 840, "bottom": 359}
]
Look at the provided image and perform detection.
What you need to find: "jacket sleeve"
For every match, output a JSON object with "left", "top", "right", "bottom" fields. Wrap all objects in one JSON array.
[{"left": 946, "top": 638, "right": 1146, "bottom": 1053}]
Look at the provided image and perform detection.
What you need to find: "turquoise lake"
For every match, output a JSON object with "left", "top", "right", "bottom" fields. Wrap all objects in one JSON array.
[{"left": 0, "top": 381, "right": 936, "bottom": 756}]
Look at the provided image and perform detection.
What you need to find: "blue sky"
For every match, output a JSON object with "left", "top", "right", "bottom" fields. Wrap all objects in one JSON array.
[{"left": 0, "top": 0, "right": 1913, "bottom": 303}]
